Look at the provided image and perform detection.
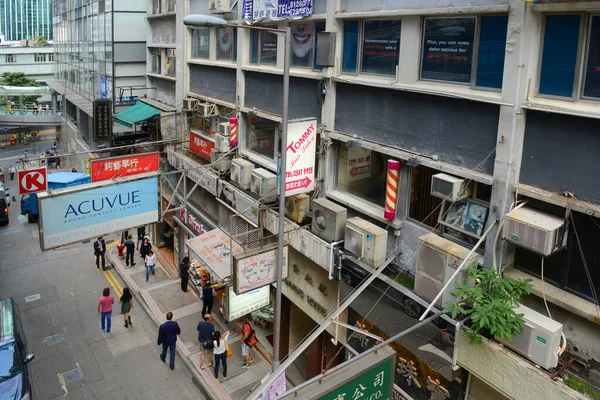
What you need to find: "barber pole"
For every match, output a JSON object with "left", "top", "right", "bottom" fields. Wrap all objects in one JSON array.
[
  {"left": 384, "top": 160, "right": 401, "bottom": 221},
  {"left": 229, "top": 117, "right": 238, "bottom": 147}
]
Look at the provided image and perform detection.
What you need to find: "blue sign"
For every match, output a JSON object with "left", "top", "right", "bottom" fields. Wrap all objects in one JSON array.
[
  {"left": 39, "top": 177, "right": 159, "bottom": 250},
  {"left": 3, "top": 128, "right": 8, "bottom": 133},
  {"left": 241, "top": 0, "right": 313, "bottom": 21}
]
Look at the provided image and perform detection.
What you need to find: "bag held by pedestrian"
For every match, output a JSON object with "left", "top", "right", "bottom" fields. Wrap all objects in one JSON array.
[
  {"left": 226, "top": 343, "right": 232, "bottom": 358},
  {"left": 243, "top": 322, "right": 258, "bottom": 347}
]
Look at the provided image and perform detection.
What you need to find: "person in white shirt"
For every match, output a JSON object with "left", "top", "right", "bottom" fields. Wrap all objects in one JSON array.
[
  {"left": 145, "top": 250, "right": 156, "bottom": 283},
  {"left": 213, "top": 330, "right": 229, "bottom": 379},
  {"left": 9, "top": 165, "right": 15, "bottom": 180}
]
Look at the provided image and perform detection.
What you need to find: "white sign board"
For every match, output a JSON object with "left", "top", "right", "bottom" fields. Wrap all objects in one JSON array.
[
  {"left": 261, "top": 372, "right": 287, "bottom": 400},
  {"left": 186, "top": 229, "right": 244, "bottom": 280},
  {"left": 284, "top": 119, "right": 317, "bottom": 196},
  {"left": 234, "top": 246, "right": 289, "bottom": 295},
  {"left": 346, "top": 147, "right": 372, "bottom": 182},
  {"left": 227, "top": 286, "right": 270, "bottom": 321}
]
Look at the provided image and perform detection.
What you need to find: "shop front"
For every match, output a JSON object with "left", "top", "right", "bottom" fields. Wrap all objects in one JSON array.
[{"left": 157, "top": 195, "right": 177, "bottom": 272}]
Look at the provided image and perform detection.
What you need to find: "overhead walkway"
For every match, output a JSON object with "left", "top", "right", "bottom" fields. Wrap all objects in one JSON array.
[{"left": 0, "top": 85, "right": 62, "bottom": 127}]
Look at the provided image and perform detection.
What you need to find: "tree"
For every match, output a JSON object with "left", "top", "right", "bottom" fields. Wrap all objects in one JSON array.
[
  {"left": 0, "top": 72, "right": 40, "bottom": 108},
  {"left": 34, "top": 35, "right": 48, "bottom": 46},
  {"left": 444, "top": 265, "right": 533, "bottom": 345}
]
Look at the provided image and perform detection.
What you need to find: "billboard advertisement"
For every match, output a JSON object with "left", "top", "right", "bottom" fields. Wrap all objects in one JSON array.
[
  {"left": 227, "top": 286, "right": 270, "bottom": 321},
  {"left": 284, "top": 119, "right": 317, "bottom": 196},
  {"left": 233, "top": 245, "right": 288, "bottom": 295},
  {"left": 90, "top": 152, "right": 160, "bottom": 182},
  {"left": 38, "top": 175, "right": 159, "bottom": 250},
  {"left": 189, "top": 131, "right": 215, "bottom": 161}
]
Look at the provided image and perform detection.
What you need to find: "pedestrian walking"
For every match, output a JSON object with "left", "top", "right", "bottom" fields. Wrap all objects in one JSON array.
[
  {"left": 124, "top": 235, "right": 136, "bottom": 267},
  {"left": 241, "top": 317, "right": 257, "bottom": 368},
  {"left": 157, "top": 312, "right": 180, "bottom": 370},
  {"left": 97, "top": 287, "right": 114, "bottom": 333},
  {"left": 9, "top": 165, "right": 15, "bottom": 180},
  {"left": 180, "top": 256, "right": 190, "bottom": 292},
  {"left": 140, "top": 237, "right": 152, "bottom": 259},
  {"left": 37, "top": 104, "right": 43, "bottom": 115},
  {"left": 39, "top": 153, "right": 45, "bottom": 166},
  {"left": 5, "top": 101, "right": 14, "bottom": 114},
  {"left": 213, "top": 330, "right": 230, "bottom": 379},
  {"left": 32, "top": 101, "right": 39, "bottom": 115},
  {"left": 137, "top": 226, "right": 146, "bottom": 250},
  {"left": 93, "top": 237, "right": 106, "bottom": 269},
  {"left": 44, "top": 104, "right": 49, "bottom": 116},
  {"left": 197, "top": 314, "right": 215, "bottom": 370},
  {"left": 120, "top": 287, "right": 133, "bottom": 328},
  {"left": 200, "top": 281, "right": 217, "bottom": 316},
  {"left": 145, "top": 250, "right": 156, "bottom": 283}
]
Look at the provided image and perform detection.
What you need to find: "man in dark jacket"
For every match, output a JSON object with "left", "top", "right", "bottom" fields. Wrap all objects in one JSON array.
[
  {"left": 157, "top": 312, "right": 181, "bottom": 370},
  {"left": 137, "top": 226, "right": 146, "bottom": 250},
  {"left": 180, "top": 257, "right": 190, "bottom": 292},
  {"left": 93, "top": 237, "right": 106, "bottom": 269},
  {"left": 124, "top": 235, "right": 136, "bottom": 267}
]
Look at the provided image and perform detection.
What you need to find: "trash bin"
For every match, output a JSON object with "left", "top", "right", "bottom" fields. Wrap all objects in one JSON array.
[{"left": 117, "top": 243, "right": 125, "bottom": 257}]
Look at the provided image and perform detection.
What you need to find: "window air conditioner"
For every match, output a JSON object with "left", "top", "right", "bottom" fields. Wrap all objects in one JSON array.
[
  {"left": 197, "top": 102, "right": 216, "bottom": 118},
  {"left": 503, "top": 207, "right": 566, "bottom": 256},
  {"left": 285, "top": 194, "right": 309, "bottom": 223},
  {"left": 311, "top": 198, "right": 347, "bottom": 243},
  {"left": 344, "top": 217, "right": 388, "bottom": 267},
  {"left": 183, "top": 98, "right": 197, "bottom": 111},
  {"left": 211, "top": 148, "right": 232, "bottom": 173},
  {"left": 414, "top": 233, "right": 477, "bottom": 308},
  {"left": 215, "top": 133, "right": 230, "bottom": 152},
  {"left": 209, "top": 0, "right": 230, "bottom": 13},
  {"left": 219, "top": 122, "right": 231, "bottom": 137},
  {"left": 431, "top": 173, "right": 472, "bottom": 201},
  {"left": 496, "top": 304, "right": 563, "bottom": 369},
  {"left": 230, "top": 158, "right": 254, "bottom": 190},
  {"left": 250, "top": 168, "right": 277, "bottom": 203},
  {"left": 166, "top": 48, "right": 176, "bottom": 58}
]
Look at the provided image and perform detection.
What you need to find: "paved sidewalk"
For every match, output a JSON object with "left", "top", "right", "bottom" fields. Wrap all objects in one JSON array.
[{"left": 107, "top": 246, "right": 273, "bottom": 400}]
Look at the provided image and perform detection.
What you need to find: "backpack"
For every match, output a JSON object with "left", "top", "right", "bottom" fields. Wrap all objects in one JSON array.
[{"left": 243, "top": 322, "right": 258, "bottom": 347}]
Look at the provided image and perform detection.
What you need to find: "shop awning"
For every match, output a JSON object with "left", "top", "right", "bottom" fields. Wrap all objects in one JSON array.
[
  {"left": 186, "top": 228, "right": 244, "bottom": 281},
  {"left": 113, "top": 101, "right": 162, "bottom": 128}
]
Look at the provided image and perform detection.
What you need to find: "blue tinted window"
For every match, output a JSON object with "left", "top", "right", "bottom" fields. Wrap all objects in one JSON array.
[
  {"left": 342, "top": 20, "right": 359, "bottom": 73},
  {"left": 361, "top": 20, "right": 401, "bottom": 76},
  {"left": 476, "top": 16, "right": 508, "bottom": 89},
  {"left": 250, "top": 29, "right": 259, "bottom": 64},
  {"left": 539, "top": 15, "right": 580, "bottom": 97},
  {"left": 314, "top": 22, "right": 326, "bottom": 70},
  {"left": 583, "top": 15, "right": 600, "bottom": 98}
]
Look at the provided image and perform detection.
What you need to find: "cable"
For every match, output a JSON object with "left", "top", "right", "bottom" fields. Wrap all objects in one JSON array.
[{"left": 540, "top": 256, "right": 552, "bottom": 319}]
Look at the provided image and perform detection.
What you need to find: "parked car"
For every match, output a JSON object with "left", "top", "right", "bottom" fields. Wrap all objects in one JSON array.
[
  {"left": 0, "top": 298, "right": 35, "bottom": 400},
  {"left": 0, "top": 182, "right": 10, "bottom": 206},
  {"left": 341, "top": 258, "right": 370, "bottom": 287},
  {"left": 0, "top": 197, "right": 7, "bottom": 225},
  {"left": 0, "top": 166, "right": 4, "bottom": 184}
]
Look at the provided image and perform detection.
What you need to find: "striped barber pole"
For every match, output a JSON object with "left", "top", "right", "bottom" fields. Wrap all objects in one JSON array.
[
  {"left": 229, "top": 117, "right": 238, "bottom": 147},
  {"left": 384, "top": 160, "right": 401, "bottom": 221}
]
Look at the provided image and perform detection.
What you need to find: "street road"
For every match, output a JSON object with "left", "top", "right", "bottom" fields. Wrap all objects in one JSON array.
[{"left": 0, "top": 149, "right": 204, "bottom": 400}]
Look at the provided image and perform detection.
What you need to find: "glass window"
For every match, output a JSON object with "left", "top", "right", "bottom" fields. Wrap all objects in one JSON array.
[
  {"left": 247, "top": 115, "right": 278, "bottom": 159},
  {"left": 421, "top": 17, "right": 476, "bottom": 84},
  {"left": 217, "top": 27, "right": 237, "bottom": 62},
  {"left": 476, "top": 16, "right": 508, "bottom": 89},
  {"left": 342, "top": 20, "right": 359, "bottom": 73},
  {"left": 335, "top": 145, "right": 390, "bottom": 206},
  {"left": 291, "top": 23, "right": 315, "bottom": 68},
  {"left": 583, "top": 15, "right": 600, "bottom": 99},
  {"left": 361, "top": 20, "right": 401, "bottom": 76},
  {"left": 250, "top": 28, "right": 278, "bottom": 65},
  {"left": 192, "top": 28, "right": 210, "bottom": 59},
  {"left": 539, "top": 15, "right": 580, "bottom": 97},
  {"left": 409, "top": 166, "right": 442, "bottom": 227},
  {"left": 151, "top": 55, "right": 161, "bottom": 74}
]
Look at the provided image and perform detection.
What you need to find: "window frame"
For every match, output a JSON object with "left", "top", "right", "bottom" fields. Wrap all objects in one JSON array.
[
  {"left": 5, "top": 54, "right": 16, "bottom": 63},
  {"left": 216, "top": 26, "right": 237, "bottom": 63},
  {"left": 190, "top": 28, "right": 211, "bottom": 60},
  {"left": 242, "top": 113, "right": 281, "bottom": 166},
  {"left": 580, "top": 13, "right": 600, "bottom": 101},
  {"left": 250, "top": 27, "right": 279, "bottom": 66},
  {"left": 289, "top": 21, "right": 327, "bottom": 71}
]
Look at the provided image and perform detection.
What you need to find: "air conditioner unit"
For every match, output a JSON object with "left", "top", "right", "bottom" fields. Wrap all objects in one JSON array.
[
  {"left": 166, "top": 48, "right": 176, "bottom": 58},
  {"left": 215, "top": 133, "right": 230, "bottom": 152},
  {"left": 311, "top": 198, "right": 347, "bottom": 243},
  {"left": 230, "top": 158, "right": 254, "bottom": 190},
  {"left": 503, "top": 207, "right": 566, "bottom": 256},
  {"left": 219, "top": 122, "right": 231, "bottom": 137},
  {"left": 250, "top": 168, "right": 277, "bottom": 203},
  {"left": 211, "top": 148, "right": 232, "bottom": 173},
  {"left": 431, "top": 173, "right": 472, "bottom": 201},
  {"left": 198, "top": 102, "right": 217, "bottom": 118},
  {"left": 344, "top": 217, "right": 388, "bottom": 267},
  {"left": 414, "top": 233, "right": 478, "bottom": 308},
  {"left": 184, "top": 98, "right": 197, "bottom": 111},
  {"left": 496, "top": 304, "right": 563, "bottom": 369},
  {"left": 209, "top": 0, "right": 230, "bottom": 13},
  {"left": 285, "top": 194, "right": 309, "bottom": 223}
]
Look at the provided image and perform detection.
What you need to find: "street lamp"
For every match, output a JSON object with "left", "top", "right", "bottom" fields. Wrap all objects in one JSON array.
[{"left": 183, "top": 15, "right": 291, "bottom": 370}]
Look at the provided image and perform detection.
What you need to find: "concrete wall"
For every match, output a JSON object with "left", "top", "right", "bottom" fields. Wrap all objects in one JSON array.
[
  {"left": 148, "top": 76, "right": 176, "bottom": 106},
  {"left": 189, "top": 64, "right": 237, "bottom": 104},
  {"left": 340, "top": 0, "right": 509, "bottom": 12},
  {"left": 150, "top": 18, "right": 176, "bottom": 45}
]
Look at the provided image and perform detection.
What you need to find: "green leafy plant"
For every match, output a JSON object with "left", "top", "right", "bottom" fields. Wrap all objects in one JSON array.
[
  {"left": 444, "top": 266, "right": 533, "bottom": 345},
  {"left": 565, "top": 374, "right": 600, "bottom": 399},
  {"left": 34, "top": 35, "right": 48, "bottom": 46},
  {"left": 0, "top": 72, "right": 40, "bottom": 106}
]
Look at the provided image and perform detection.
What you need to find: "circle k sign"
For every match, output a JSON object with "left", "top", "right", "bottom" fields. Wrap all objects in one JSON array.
[{"left": 18, "top": 167, "right": 48, "bottom": 195}]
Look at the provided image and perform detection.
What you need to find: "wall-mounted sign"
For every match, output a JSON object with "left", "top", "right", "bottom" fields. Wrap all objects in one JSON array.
[
  {"left": 233, "top": 245, "right": 288, "bottom": 295},
  {"left": 285, "top": 119, "right": 317, "bottom": 196},
  {"left": 190, "top": 132, "right": 215, "bottom": 161},
  {"left": 346, "top": 147, "right": 372, "bottom": 182},
  {"left": 167, "top": 148, "right": 218, "bottom": 196},
  {"left": 241, "top": 0, "right": 313, "bottom": 21},
  {"left": 93, "top": 99, "right": 113, "bottom": 142},
  {"left": 90, "top": 152, "right": 160, "bottom": 182},
  {"left": 17, "top": 167, "right": 47, "bottom": 195},
  {"left": 177, "top": 207, "right": 205, "bottom": 236},
  {"left": 227, "top": 285, "right": 270, "bottom": 321},
  {"left": 38, "top": 175, "right": 159, "bottom": 250},
  {"left": 100, "top": 75, "right": 107, "bottom": 99}
]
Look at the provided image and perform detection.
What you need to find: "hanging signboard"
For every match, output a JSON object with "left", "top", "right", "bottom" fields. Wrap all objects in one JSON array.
[
  {"left": 189, "top": 131, "right": 215, "bottom": 161},
  {"left": 233, "top": 244, "right": 289, "bottom": 295},
  {"left": 93, "top": 99, "right": 113, "bottom": 142},
  {"left": 241, "top": 0, "right": 313, "bottom": 21},
  {"left": 227, "top": 286, "right": 270, "bottom": 321},
  {"left": 90, "top": 152, "right": 160, "bottom": 182},
  {"left": 284, "top": 118, "right": 317, "bottom": 196}
]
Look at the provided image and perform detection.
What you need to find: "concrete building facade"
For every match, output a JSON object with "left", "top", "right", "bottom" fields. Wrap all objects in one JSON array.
[{"left": 152, "top": 0, "right": 600, "bottom": 398}]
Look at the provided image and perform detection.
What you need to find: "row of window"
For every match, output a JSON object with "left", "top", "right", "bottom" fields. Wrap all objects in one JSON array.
[{"left": 3, "top": 53, "right": 54, "bottom": 63}]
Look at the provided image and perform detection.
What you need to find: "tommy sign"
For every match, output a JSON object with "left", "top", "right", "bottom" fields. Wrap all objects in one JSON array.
[
  {"left": 18, "top": 167, "right": 47, "bottom": 195},
  {"left": 285, "top": 119, "right": 317, "bottom": 196},
  {"left": 177, "top": 208, "right": 205, "bottom": 236}
]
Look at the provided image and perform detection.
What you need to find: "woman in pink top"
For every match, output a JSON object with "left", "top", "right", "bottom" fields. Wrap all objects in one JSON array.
[{"left": 98, "top": 287, "right": 115, "bottom": 333}]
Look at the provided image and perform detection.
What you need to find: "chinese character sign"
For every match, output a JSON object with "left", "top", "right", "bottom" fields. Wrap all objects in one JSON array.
[
  {"left": 93, "top": 99, "right": 113, "bottom": 142},
  {"left": 90, "top": 153, "right": 160, "bottom": 182},
  {"left": 189, "top": 132, "right": 215, "bottom": 161},
  {"left": 317, "top": 357, "right": 394, "bottom": 400},
  {"left": 242, "top": 0, "right": 313, "bottom": 21},
  {"left": 284, "top": 119, "right": 317, "bottom": 196}
]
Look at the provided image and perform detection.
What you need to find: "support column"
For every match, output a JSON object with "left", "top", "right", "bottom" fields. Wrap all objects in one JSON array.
[{"left": 51, "top": 93, "right": 57, "bottom": 116}]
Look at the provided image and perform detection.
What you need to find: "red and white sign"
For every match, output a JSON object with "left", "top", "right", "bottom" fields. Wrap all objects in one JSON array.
[
  {"left": 18, "top": 167, "right": 47, "bottom": 195},
  {"left": 178, "top": 208, "right": 205, "bottom": 236},
  {"left": 90, "top": 152, "right": 159, "bottom": 182},
  {"left": 284, "top": 119, "right": 317, "bottom": 196},
  {"left": 347, "top": 147, "right": 372, "bottom": 182},
  {"left": 189, "top": 132, "right": 215, "bottom": 161}
]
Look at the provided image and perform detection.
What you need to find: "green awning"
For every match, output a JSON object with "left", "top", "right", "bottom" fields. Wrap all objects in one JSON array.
[{"left": 113, "top": 101, "right": 162, "bottom": 128}]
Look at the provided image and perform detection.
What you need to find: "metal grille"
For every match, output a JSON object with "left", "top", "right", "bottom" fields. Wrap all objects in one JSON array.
[
  {"left": 218, "top": 203, "right": 261, "bottom": 251},
  {"left": 409, "top": 165, "right": 442, "bottom": 227}
]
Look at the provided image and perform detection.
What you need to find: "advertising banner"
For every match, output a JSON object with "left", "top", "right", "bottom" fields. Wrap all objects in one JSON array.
[
  {"left": 93, "top": 99, "right": 113, "bottom": 142},
  {"left": 38, "top": 176, "right": 159, "bottom": 250},
  {"left": 100, "top": 75, "right": 107, "bottom": 99},
  {"left": 90, "top": 152, "right": 160, "bottom": 182},
  {"left": 241, "top": 0, "right": 313, "bottom": 21},
  {"left": 189, "top": 132, "right": 215, "bottom": 161},
  {"left": 284, "top": 119, "right": 317, "bottom": 196},
  {"left": 233, "top": 245, "right": 288, "bottom": 295},
  {"left": 186, "top": 229, "right": 244, "bottom": 280},
  {"left": 227, "top": 286, "right": 270, "bottom": 321},
  {"left": 346, "top": 147, "right": 372, "bottom": 182},
  {"left": 17, "top": 167, "right": 47, "bottom": 195}
]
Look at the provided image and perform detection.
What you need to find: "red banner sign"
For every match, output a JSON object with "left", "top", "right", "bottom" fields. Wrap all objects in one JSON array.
[
  {"left": 18, "top": 167, "right": 47, "bottom": 195},
  {"left": 91, "top": 152, "right": 159, "bottom": 182},
  {"left": 189, "top": 132, "right": 215, "bottom": 161}
]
